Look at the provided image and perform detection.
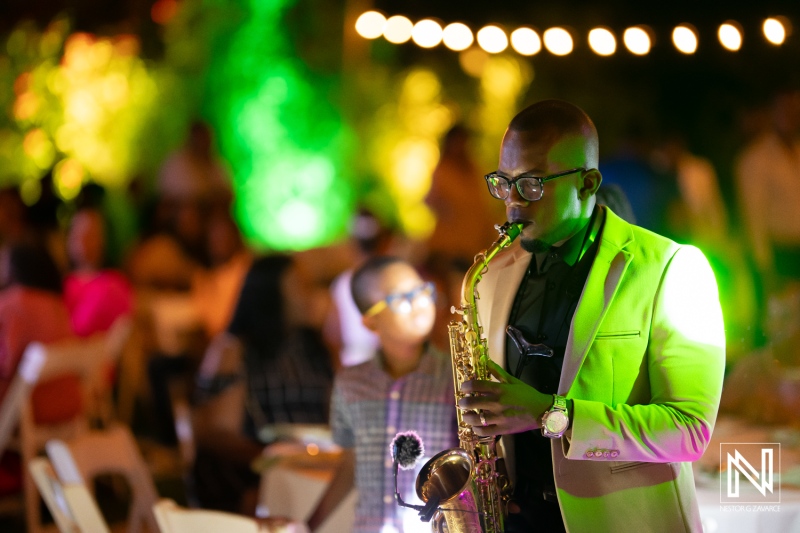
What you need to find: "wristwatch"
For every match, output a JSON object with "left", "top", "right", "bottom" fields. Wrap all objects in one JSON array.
[{"left": 541, "top": 395, "right": 570, "bottom": 438}]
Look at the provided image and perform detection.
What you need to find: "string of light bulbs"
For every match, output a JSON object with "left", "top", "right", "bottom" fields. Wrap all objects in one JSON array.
[{"left": 354, "top": 11, "right": 792, "bottom": 56}]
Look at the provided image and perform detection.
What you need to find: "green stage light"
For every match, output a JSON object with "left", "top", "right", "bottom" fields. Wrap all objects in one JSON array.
[{"left": 202, "top": 0, "right": 353, "bottom": 251}]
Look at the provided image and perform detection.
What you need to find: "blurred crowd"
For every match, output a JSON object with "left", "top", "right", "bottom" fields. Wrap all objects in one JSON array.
[{"left": 1, "top": 86, "right": 800, "bottom": 522}]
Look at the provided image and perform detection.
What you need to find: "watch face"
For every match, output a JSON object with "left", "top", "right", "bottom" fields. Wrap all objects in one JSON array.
[{"left": 544, "top": 410, "right": 569, "bottom": 435}]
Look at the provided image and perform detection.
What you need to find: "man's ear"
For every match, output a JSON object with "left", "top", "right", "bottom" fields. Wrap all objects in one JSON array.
[{"left": 579, "top": 168, "right": 602, "bottom": 200}]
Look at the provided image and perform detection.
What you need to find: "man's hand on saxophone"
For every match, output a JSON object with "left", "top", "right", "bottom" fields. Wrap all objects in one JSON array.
[{"left": 458, "top": 359, "right": 555, "bottom": 436}]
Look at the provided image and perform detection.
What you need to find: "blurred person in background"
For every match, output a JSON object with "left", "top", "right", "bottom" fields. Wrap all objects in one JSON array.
[
  {"left": 125, "top": 199, "right": 206, "bottom": 291},
  {"left": 0, "top": 188, "right": 31, "bottom": 246},
  {"left": 600, "top": 120, "right": 678, "bottom": 236},
  {"left": 736, "top": 87, "right": 800, "bottom": 299},
  {"left": 0, "top": 243, "right": 77, "bottom": 496},
  {"left": 426, "top": 124, "right": 500, "bottom": 266},
  {"left": 323, "top": 208, "right": 391, "bottom": 368},
  {"left": 191, "top": 254, "right": 334, "bottom": 513},
  {"left": 191, "top": 212, "right": 253, "bottom": 340},
  {"left": 158, "top": 120, "right": 233, "bottom": 213},
  {"left": 64, "top": 207, "right": 133, "bottom": 337}
]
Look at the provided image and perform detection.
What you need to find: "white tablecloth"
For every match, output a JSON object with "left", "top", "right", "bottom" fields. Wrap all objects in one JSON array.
[
  {"left": 698, "top": 486, "right": 800, "bottom": 532},
  {"left": 259, "top": 463, "right": 356, "bottom": 533}
]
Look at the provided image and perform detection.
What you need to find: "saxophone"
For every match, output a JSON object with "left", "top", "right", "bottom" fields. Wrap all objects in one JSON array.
[{"left": 415, "top": 221, "right": 523, "bottom": 533}]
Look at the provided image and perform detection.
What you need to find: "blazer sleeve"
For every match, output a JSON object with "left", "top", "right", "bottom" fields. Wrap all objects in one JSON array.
[{"left": 563, "top": 245, "right": 726, "bottom": 463}]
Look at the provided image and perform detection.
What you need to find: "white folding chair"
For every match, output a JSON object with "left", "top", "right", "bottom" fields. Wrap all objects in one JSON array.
[
  {"left": 152, "top": 499, "right": 261, "bottom": 533},
  {"left": 66, "top": 425, "right": 160, "bottom": 533},
  {"left": 28, "top": 439, "right": 111, "bottom": 533},
  {"left": 12, "top": 335, "right": 112, "bottom": 533}
]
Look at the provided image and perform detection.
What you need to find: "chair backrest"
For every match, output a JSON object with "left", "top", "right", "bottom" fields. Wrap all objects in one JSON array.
[
  {"left": 46, "top": 439, "right": 113, "bottom": 533},
  {"left": 17, "top": 335, "right": 117, "bottom": 533},
  {"left": 28, "top": 441, "right": 112, "bottom": 533},
  {"left": 28, "top": 457, "right": 75, "bottom": 533},
  {"left": 67, "top": 425, "right": 160, "bottom": 533},
  {"left": 152, "top": 499, "right": 261, "bottom": 533},
  {"left": 0, "top": 342, "right": 47, "bottom": 454}
]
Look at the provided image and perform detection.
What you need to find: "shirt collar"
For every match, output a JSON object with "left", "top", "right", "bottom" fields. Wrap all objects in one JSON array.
[
  {"left": 375, "top": 342, "right": 438, "bottom": 378},
  {"left": 533, "top": 219, "right": 589, "bottom": 273}
]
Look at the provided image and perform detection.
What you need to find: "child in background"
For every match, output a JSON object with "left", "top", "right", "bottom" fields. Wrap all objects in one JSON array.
[{"left": 308, "top": 256, "right": 457, "bottom": 533}]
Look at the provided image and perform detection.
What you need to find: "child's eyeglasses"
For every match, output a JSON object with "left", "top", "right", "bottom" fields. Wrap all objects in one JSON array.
[{"left": 364, "top": 282, "right": 436, "bottom": 318}]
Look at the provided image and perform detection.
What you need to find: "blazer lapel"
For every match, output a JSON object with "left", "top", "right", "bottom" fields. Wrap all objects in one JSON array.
[
  {"left": 559, "top": 208, "right": 634, "bottom": 395},
  {"left": 482, "top": 243, "right": 531, "bottom": 368}
]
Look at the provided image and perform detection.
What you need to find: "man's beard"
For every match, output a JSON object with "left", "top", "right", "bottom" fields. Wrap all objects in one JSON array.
[{"left": 520, "top": 238, "right": 551, "bottom": 254}]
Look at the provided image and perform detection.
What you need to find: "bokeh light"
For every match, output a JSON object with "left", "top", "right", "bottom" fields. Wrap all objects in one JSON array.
[
  {"left": 763, "top": 17, "right": 787, "bottom": 45},
  {"left": 543, "top": 27, "right": 573, "bottom": 56},
  {"left": 623, "top": 26, "right": 652, "bottom": 55},
  {"left": 476, "top": 25, "right": 508, "bottom": 54},
  {"left": 718, "top": 22, "right": 742, "bottom": 51},
  {"left": 151, "top": 0, "right": 179, "bottom": 25},
  {"left": 672, "top": 24, "right": 698, "bottom": 54},
  {"left": 411, "top": 19, "right": 443, "bottom": 48},
  {"left": 588, "top": 27, "right": 616, "bottom": 56},
  {"left": 459, "top": 48, "right": 489, "bottom": 77},
  {"left": 202, "top": 0, "right": 353, "bottom": 250},
  {"left": 384, "top": 15, "right": 413, "bottom": 44},
  {"left": 510, "top": 27, "right": 541, "bottom": 56},
  {"left": 355, "top": 11, "right": 386, "bottom": 40},
  {"left": 442, "top": 23, "right": 473, "bottom": 51}
]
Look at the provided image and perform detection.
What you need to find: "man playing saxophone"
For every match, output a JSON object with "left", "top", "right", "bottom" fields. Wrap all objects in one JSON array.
[{"left": 458, "top": 100, "right": 725, "bottom": 532}]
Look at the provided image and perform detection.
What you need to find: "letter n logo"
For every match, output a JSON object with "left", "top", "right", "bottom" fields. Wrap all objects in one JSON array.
[{"left": 720, "top": 443, "right": 780, "bottom": 504}]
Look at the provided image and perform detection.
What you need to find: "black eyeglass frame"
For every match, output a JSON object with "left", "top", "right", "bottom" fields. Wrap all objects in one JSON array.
[{"left": 484, "top": 167, "right": 587, "bottom": 202}]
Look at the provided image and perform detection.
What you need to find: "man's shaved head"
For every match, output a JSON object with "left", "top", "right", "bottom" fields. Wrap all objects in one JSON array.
[
  {"left": 497, "top": 99, "right": 603, "bottom": 253},
  {"left": 507, "top": 99, "right": 599, "bottom": 168}
]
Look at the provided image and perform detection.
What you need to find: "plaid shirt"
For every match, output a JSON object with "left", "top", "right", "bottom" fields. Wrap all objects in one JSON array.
[{"left": 331, "top": 345, "right": 457, "bottom": 533}]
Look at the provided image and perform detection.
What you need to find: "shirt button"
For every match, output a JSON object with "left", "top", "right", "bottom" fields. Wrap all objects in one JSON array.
[
  {"left": 384, "top": 495, "right": 393, "bottom": 504},
  {"left": 390, "top": 391, "right": 400, "bottom": 400},
  {"left": 387, "top": 426, "right": 396, "bottom": 435},
  {"left": 546, "top": 281, "right": 556, "bottom": 290},
  {"left": 536, "top": 333, "right": 547, "bottom": 341}
]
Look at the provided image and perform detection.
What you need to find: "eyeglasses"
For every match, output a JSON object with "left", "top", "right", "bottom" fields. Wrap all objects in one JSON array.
[
  {"left": 364, "top": 282, "right": 436, "bottom": 318},
  {"left": 484, "top": 167, "right": 586, "bottom": 202}
]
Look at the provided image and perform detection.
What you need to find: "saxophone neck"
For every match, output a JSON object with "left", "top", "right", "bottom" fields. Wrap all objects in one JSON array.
[{"left": 459, "top": 222, "right": 523, "bottom": 310}]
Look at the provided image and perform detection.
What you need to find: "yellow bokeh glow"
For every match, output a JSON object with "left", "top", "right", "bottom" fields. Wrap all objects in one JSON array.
[
  {"left": 411, "top": 19, "right": 443, "bottom": 48},
  {"left": 510, "top": 27, "right": 541, "bottom": 56},
  {"left": 588, "top": 27, "right": 616, "bottom": 56},
  {"left": 355, "top": 11, "right": 386, "bottom": 39},
  {"left": 22, "top": 129, "right": 55, "bottom": 169},
  {"left": 718, "top": 22, "right": 742, "bottom": 51},
  {"left": 672, "top": 25, "right": 698, "bottom": 54},
  {"left": 623, "top": 26, "right": 652, "bottom": 55},
  {"left": 476, "top": 25, "right": 508, "bottom": 54},
  {"left": 459, "top": 48, "right": 489, "bottom": 77},
  {"left": 54, "top": 158, "right": 85, "bottom": 200},
  {"left": 442, "top": 23, "right": 474, "bottom": 51},
  {"left": 763, "top": 17, "right": 787, "bottom": 45},
  {"left": 543, "top": 27, "right": 573, "bottom": 56},
  {"left": 384, "top": 15, "right": 413, "bottom": 44}
]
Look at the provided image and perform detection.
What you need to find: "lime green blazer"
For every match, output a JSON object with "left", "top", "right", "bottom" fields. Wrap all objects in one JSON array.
[{"left": 477, "top": 206, "right": 725, "bottom": 533}]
